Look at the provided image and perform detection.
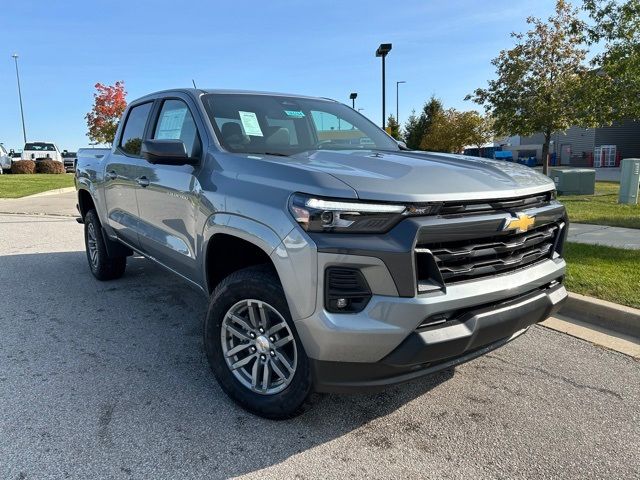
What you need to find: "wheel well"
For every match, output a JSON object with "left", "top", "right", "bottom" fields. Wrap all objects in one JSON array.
[
  {"left": 78, "top": 189, "right": 95, "bottom": 219},
  {"left": 206, "top": 234, "right": 277, "bottom": 293}
]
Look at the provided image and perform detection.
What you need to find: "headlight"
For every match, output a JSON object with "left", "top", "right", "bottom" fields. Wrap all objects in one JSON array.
[{"left": 289, "top": 193, "right": 439, "bottom": 233}]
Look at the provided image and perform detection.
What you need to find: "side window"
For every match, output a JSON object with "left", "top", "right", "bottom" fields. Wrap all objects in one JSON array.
[
  {"left": 120, "top": 102, "right": 152, "bottom": 156},
  {"left": 153, "top": 99, "right": 201, "bottom": 158}
]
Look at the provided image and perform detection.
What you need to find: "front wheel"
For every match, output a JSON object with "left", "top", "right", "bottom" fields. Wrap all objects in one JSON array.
[
  {"left": 204, "top": 266, "right": 312, "bottom": 419},
  {"left": 84, "top": 210, "right": 126, "bottom": 281}
]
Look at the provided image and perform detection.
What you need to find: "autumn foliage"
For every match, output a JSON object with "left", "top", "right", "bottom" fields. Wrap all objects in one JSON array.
[{"left": 85, "top": 81, "right": 127, "bottom": 145}]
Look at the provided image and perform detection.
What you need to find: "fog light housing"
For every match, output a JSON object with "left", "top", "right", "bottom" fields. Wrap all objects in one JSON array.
[{"left": 325, "top": 267, "right": 371, "bottom": 313}]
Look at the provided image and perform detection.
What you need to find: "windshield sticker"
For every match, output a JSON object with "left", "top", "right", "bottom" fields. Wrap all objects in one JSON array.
[
  {"left": 284, "top": 110, "right": 305, "bottom": 118},
  {"left": 239, "top": 111, "right": 263, "bottom": 137}
]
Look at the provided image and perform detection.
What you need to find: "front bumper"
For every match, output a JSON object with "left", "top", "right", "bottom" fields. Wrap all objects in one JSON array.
[
  {"left": 312, "top": 281, "right": 567, "bottom": 392},
  {"left": 295, "top": 256, "right": 566, "bottom": 364}
]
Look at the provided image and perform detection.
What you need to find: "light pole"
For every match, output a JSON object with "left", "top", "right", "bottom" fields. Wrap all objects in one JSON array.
[
  {"left": 396, "top": 81, "right": 406, "bottom": 124},
  {"left": 12, "top": 53, "right": 27, "bottom": 144},
  {"left": 375, "top": 43, "right": 392, "bottom": 129},
  {"left": 349, "top": 92, "right": 358, "bottom": 109}
]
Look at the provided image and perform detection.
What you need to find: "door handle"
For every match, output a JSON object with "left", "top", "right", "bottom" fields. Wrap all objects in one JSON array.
[
  {"left": 105, "top": 170, "right": 117, "bottom": 181},
  {"left": 136, "top": 176, "right": 150, "bottom": 187}
]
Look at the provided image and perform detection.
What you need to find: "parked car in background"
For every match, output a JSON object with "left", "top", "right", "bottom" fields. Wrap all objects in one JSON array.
[
  {"left": 61, "top": 150, "right": 77, "bottom": 172},
  {"left": 0, "top": 144, "right": 11, "bottom": 173},
  {"left": 21, "top": 142, "right": 63, "bottom": 163},
  {"left": 75, "top": 88, "right": 568, "bottom": 419}
]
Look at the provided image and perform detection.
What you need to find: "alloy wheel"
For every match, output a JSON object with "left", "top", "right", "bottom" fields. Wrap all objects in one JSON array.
[{"left": 220, "top": 299, "right": 297, "bottom": 395}]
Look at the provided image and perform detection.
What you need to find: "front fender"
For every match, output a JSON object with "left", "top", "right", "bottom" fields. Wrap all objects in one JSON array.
[{"left": 201, "top": 213, "right": 317, "bottom": 321}]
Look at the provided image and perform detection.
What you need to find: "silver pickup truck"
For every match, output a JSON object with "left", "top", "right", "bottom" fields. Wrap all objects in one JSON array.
[{"left": 75, "top": 89, "right": 568, "bottom": 418}]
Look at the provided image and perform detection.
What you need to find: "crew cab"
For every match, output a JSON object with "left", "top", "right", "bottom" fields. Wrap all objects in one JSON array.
[{"left": 75, "top": 89, "right": 568, "bottom": 418}]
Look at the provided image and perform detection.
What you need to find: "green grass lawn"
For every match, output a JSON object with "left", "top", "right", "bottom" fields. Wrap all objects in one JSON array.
[
  {"left": 563, "top": 242, "right": 640, "bottom": 309},
  {"left": 0, "top": 174, "right": 75, "bottom": 198},
  {"left": 559, "top": 182, "right": 640, "bottom": 229}
]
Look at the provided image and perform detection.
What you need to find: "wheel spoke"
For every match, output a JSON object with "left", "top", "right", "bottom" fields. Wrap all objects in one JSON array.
[
  {"left": 225, "top": 342, "right": 252, "bottom": 358},
  {"left": 251, "top": 357, "right": 260, "bottom": 389},
  {"left": 247, "top": 302, "right": 260, "bottom": 329},
  {"left": 231, "top": 353, "right": 256, "bottom": 371},
  {"left": 273, "top": 334, "right": 293, "bottom": 348},
  {"left": 258, "top": 304, "right": 269, "bottom": 329},
  {"left": 228, "top": 313, "right": 252, "bottom": 333},
  {"left": 274, "top": 351, "right": 294, "bottom": 374},
  {"left": 227, "top": 324, "right": 251, "bottom": 341},
  {"left": 261, "top": 361, "right": 271, "bottom": 391},
  {"left": 270, "top": 358, "right": 286, "bottom": 380},
  {"left": 266, "top": 323, "right": 286, "bottom": 336}
]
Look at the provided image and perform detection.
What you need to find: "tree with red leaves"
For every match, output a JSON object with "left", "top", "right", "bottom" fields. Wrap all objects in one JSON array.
[{"left": 85, "top": 81, "right": 127, "bottom": 145}]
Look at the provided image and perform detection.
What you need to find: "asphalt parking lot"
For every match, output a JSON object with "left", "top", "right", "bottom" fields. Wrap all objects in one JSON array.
[{"left": 1, "top": 214, "right": 639, "bottom": 479}]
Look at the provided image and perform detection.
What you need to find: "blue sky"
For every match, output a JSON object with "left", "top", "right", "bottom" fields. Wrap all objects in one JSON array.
[{"left": 1, "top": 0, "right": 557, "bottom": 151}]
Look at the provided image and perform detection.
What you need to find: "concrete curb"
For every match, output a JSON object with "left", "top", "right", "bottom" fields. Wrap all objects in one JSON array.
[
  {"left": 21, "top": 187, "right": 75, "bottom": 198},
  {"left": 559, "top": 292, "right": 640, "bottom": 338}
]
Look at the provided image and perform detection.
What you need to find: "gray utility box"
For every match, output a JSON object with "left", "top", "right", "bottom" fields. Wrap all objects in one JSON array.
[
  {"left": 619, "top": 158, "right": 640, "bottom": 205},
  {"left": 550, "top": 168, "right": 596, "bottom": 195}
]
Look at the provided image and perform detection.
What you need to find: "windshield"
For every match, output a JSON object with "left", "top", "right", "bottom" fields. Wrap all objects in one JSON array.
[
  {"left": 24, "top": 143, "right": 56, "bottom": 151},
  {"left": 202, "top": 93, "right": 399, "bottom": 156}
]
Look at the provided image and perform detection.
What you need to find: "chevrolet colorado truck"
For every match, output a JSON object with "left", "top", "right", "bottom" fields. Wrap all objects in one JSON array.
[{"left": 75, "top": 89, "right": 568, "bottom": 418}]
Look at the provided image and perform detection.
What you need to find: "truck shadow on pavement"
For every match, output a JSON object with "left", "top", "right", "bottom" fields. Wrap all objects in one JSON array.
[{"left": 0, "top": 250, "right": 454, "bottom": 479}]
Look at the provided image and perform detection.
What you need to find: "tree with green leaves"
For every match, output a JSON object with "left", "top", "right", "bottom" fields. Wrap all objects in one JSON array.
[
  {"left": 386, "top": 114, "right": 401, "bottom": 140},
  {"left": 467, "top": 0, "right": 595, "bottom": 174},
  {"left": 419, "top": 109, "right": 493, "bottom": 154},
  {"left": 403, "top": 96, "right": 443, "bottom": 149},
  {"left": 582, "top": 0, "right": 640, "bottom": 121}
]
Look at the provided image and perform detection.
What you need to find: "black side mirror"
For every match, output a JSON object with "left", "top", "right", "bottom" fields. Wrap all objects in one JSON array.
[{"left": 141, "top": 139, "right": 196, "bottom": 165}]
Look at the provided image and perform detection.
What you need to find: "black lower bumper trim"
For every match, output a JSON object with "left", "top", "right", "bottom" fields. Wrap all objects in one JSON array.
[{"left": 312, "top": 282, "right": 566, "bottom": 393}]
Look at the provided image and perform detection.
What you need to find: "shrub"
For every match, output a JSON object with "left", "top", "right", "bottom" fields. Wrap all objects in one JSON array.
[
  {"left": 11, "top": 160, "right": 36, "bottom": 174},
  {"left": 35, "top": 159, "right": 66, "bottom": 174}
]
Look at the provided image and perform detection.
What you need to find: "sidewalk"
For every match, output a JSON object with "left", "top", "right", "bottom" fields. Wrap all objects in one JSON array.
[
  {"left": 0, "top": 190, "right": 77, "bottom": 217},
  {"left": 568, "top": 223, "right": 640, "bottom": 249}
]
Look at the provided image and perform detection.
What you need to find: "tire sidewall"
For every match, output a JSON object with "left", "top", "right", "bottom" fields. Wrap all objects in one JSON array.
[
  {"left": 84, "top": 210, "right": 106, "bottom": 277},
  {"left": 204, "top": 268, "right": 312, "bottom": 419}
]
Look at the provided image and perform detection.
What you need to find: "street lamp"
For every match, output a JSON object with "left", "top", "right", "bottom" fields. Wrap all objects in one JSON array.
[
  {"left": 11, "top": 53, "right": 27, "bottom": 144},
  {"left": 396, "top": 81, "right": 406, "bottom": 124},
  {"left": 375, "top": 43, "right": 392, "bottom": 129},
  {"left": 349, "top": 92, "right": 358, "bottom": 109}
]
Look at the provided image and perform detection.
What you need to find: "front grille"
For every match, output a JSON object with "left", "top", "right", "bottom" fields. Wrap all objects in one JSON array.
[
  {"left": 416, "top": 223, "right": 560, "bottom": 285},
  {"left": 439, "top": 192, "right": 553, "bottom": 216}
]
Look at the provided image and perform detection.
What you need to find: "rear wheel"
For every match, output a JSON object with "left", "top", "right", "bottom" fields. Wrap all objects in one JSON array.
[
  {"left": 84, "top": 209, "right": 126, "bottom": 280},
  {"left": 204, "top": 266, "right": 312, "bottom": 419}
]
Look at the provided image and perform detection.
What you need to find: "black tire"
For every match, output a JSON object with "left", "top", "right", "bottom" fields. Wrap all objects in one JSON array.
[
  {"left": 84, "top": 209, "right": 126, "bottom": 281},
  {"left": 204, "top": 266, "right": 312, "bottom": 419}
]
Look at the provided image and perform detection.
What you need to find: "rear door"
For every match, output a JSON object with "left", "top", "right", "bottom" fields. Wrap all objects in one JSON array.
[
  {"left": 103, "top": 101, "right": 154, "bottom": 248},
  {"left": 135, "top": 95, "right": 205, "bottom": 282}
]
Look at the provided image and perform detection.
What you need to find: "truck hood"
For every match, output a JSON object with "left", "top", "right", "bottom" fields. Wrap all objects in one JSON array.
[{"left": 278, "top": 149, "right": 555, "bottom": 202}]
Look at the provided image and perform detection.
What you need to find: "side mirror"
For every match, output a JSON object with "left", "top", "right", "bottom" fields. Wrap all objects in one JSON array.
[
  {"left": 396, "top": 140, "right": 409, "bottom": 150},
  {"left": 141, "top": 139, "right": 196, "bottom": 165}
]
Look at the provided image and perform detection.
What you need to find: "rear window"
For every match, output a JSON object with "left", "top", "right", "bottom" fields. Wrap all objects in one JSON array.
[
  {"left": 119, "top": 102, "right": 153, "bottom": 156},
  {"left": 24, "top": 143, "right": 56, "bottom": 151}
]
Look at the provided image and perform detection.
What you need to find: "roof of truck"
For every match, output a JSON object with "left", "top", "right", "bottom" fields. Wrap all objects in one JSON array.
[{"left": 134, "top": 88, "right": 337, "bottom": 103}]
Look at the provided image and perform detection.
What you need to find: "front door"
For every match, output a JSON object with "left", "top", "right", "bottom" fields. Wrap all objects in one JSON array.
[
  {"left": 103, "top": 101, "right": 154, "bottom": 248},
  {"left": 135, "top": 97, "right": 204, "bottom": 282},
  {"left": 560, "top": 144, "right": 571, "bottom": 165}
]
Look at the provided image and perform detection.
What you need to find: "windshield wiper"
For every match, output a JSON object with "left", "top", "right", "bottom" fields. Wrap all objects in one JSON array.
[{"left": 245, "top": 151, "right": 290, "bottom": 157}]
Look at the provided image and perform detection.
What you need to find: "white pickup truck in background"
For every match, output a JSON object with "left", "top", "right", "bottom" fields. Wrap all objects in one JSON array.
[{"left": 21, "top": 142, "right": 63, "bottom": 163}]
